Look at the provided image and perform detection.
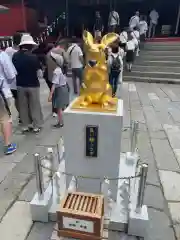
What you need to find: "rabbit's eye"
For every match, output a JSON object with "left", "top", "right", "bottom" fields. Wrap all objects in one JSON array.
[{"left": 88, "top": 60, "right": 97, "bottom": 67}]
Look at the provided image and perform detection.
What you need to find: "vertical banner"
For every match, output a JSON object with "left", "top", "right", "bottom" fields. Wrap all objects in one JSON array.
[
  {"left": 175, "top": 3, "right": 180, "bottom": 35},
  {"left": 85, "top": 125, "right": 98, "bottom": 158}
]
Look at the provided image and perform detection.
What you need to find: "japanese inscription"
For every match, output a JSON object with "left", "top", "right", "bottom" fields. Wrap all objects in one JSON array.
[{"left": 85, "top": 125, "right": 98, "bottom": 157}]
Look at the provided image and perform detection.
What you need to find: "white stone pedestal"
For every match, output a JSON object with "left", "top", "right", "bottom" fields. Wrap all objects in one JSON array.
[{"left": 63, "top": 99, "right": 123, "bottom": 200}]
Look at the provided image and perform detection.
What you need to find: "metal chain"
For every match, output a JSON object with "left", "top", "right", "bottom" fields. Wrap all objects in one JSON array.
[{"left": 40, "top": 163, "right": 141, "bottom": 181}]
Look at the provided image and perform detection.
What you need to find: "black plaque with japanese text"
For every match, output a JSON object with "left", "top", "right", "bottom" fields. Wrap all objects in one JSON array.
[{"left": 85, "top": 125, "right": 98, "bottom": 157}]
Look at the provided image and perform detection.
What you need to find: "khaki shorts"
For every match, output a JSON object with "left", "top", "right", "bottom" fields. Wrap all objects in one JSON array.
[{"left": 0, "top": 96, "right": 12, "bottom": 124}]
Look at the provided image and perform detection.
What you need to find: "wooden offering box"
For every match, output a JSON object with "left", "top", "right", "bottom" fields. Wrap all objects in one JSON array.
[{"left": 57, "top": 192, "right": 104, "bottom": 240}]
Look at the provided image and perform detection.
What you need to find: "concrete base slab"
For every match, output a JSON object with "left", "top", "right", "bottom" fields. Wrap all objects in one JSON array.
[
  {"left": 30, "top": 183, "right": 53, "bottom": 222},
  {"left": 128, "top": 205, "right": 149, "bottom": 237}
]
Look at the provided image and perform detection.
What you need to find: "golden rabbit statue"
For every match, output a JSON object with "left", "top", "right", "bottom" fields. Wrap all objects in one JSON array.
[{"left": 71, "top": 30, "right": 119, "bottom": 112}]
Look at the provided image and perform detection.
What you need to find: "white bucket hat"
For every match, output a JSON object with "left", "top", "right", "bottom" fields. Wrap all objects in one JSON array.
[
  {"left": 19, "top": 34, "right": 37, "bottom": 46},
  {"left": 50, "top": 52, "right": 64, "bottom": 67}
]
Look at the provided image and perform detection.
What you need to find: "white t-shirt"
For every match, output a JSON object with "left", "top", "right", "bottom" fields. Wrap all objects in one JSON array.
[
  {"left": 5, "top": 47, "right": 18, "bottom": 90},
  {"left": 139, "top": 21, "right": 148, "bottom": 35},
  {"left": 67, "top": 44, "right": 83, "bottom": 69},
  {"left": 126, "top": 40, "right": 135, "bottom": 51},
  {"left": 0, "top": 51, "right": 17, "bottom": 98},
  {"left": 149, "top": 10, "right": 159, "bottom": 25},
  {"left": 119, "top": 31, "right": 128, "bottom": 44},
  {"left": 129, "top": 15, "right": 140, "bottom": 29},
  {"left": 52, "top": 67, "right": 66, "bottom": 87},
  {"left": 108, "top": 11, "right": 119, "bottom": 26},
  {"left": 131, "top": 31, "right": 140, "bottom": 47}
]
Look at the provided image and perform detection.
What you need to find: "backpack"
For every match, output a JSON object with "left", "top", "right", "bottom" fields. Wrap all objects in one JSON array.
[{"left": 111, "top": 55, "right": 121, "bottom": 72}]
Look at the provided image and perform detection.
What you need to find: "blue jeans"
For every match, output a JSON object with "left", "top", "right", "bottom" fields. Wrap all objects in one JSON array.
[
  {"left": 72, "top": 68, "right": 83, "bottom": 94},
  {"left": 109, "top": 71, "right": 120, "bottom": 95}
]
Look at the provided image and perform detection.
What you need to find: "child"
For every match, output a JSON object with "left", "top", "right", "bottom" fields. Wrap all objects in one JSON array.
[
  {"left": 48, "top": 52, "right": 69, "bottom": 128},
  {"left": 131, "top": 27, "right": 140, "bottom": 56},
  {"left": 119, "top": 28, "right": 128, "bottom": 51},
  {"left": 108, "top": 42, "right": 123, "bottom": 97},
  {"left": 126, "top": 32, "right": 135, "bottom": 72},
  {"left": 139, "top": 15, "right": 148, "bottom": 48}
]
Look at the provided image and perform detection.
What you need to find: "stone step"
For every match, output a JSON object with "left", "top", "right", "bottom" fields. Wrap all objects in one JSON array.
[
  {"left": 124, "top": 70, "right": 180, "bottom": 79},
  {"left": 144, "top": 45, "right": 180, "bottom": 51},
  {"left": 140, "top": 50, "right": 180, "bottom": 56},
  {"left": 136, "top": 55, "right": 180, "bottom": 61},
  {"left": 123, "top": 75, "right": 180, "bottom": 84},
  {"left": 145, "top": 41, "right": 180, "bottom": 46},
  {"left": 134, "top": 60, "right": 180, "bottom": 67},
  {"left": 132, "top": 65, "right": 180, "bottom": 73}
]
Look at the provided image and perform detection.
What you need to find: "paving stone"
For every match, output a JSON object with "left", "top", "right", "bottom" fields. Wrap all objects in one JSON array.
[
  {"left": 0, "top": 152, "right": 27, "bottom": 164},
  {"left": 19, "top": 177, "right": 36, "bottom": 202},
  {"left": 144, "top": 185, "right": 164, "bottom": 210},
  {"left": 151, "top": 139, "right": 179, "bottom": 171},
  {"left": 146, "top": 162, "right": 160, "bottom": 187},
  {"left": 26, "top": 222, "right": 54, "bottom": 240},
  {"left": 149, "top": 131, "right": 167, "bottom": 139},
  {"left": 38, "top": 128, "right": 62, "bottom": 146},
  {"left": 161, "top": 88, "right": 179, "bottom": 102},
  {"left": 148, "top": 92, "right": 160, "bottom": 101},
  {"left": 168, "top": 107, "right": 180, "bottom": 123},
  {"left": 135, "top": 83, "right": 152, "bottom": 106},
  {"left": 123, "top": 110, "right": 130, "bottom": 127},
  {"left": 173, "top": 149, "right": 180, "bottom": 167},
  {"left": 163, "top": 124, "right": 180, "bottom": 149},
  {"left": 0, "top": 162, "right": 16, "bottom": 183},
  {"left": 121, "top": 138, "right": 130, "bottom": 153},
  {"left": 174, "top": 225, "right": 180, "bottom": 240},
  {"left": 0, "top": 201, "right": 32, "bottom": 240},
  {"left": 168, "top": 202, "right": 180, "bottom": 226},
  {"left": 150, "top": 98, "right": 170, "bottom": 112},
  {"left": 143, "top": 106, "right": 162, "bottom": 131},
  {"left": 0, "top": 172, "right": 31, "bottom": 220},
  {"left": 155, "top": 110, "right": 175, "bottom": 126},
  {"left": 130, "top": 100, "right": 142, "bottom": 110},
  {"left": 146, "top": 208, "right": 175, "bottom": 240},
  {"left": 131, "top": 110, "right": 145, "bottom": 123},
  {"left": 159, "top": 170, "right": 180, "bottom": 201}
]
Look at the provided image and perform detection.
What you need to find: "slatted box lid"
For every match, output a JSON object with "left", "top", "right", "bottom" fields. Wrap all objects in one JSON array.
[{"left": 58, "top": 192, "right": 104, "bottom": 218}]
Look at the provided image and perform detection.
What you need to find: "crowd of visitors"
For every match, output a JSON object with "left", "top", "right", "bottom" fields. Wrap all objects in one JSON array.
[{"left": 0, "top": 7, "right": 157, "bottom": 156}]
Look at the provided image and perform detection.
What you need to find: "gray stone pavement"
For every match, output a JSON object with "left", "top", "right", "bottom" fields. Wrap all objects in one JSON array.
[{"left": 1, "top": 80, "right": 180, "bottom": 239}]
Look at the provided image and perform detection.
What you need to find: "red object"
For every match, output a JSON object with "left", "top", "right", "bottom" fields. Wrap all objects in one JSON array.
[
  {"left": 146, "top": 37, "right": 180, "bottom": 43},
  {"left": 0, "top": 3, "right": 38, "bottom": 36}
]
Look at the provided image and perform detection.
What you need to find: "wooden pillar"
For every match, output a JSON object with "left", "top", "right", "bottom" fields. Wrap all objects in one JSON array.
[
  {"left": 175, "top": 3, "right": 180, "bottom": 35},
  {"left": 21, "top": 0, "right": 27, "bottom": 31}
]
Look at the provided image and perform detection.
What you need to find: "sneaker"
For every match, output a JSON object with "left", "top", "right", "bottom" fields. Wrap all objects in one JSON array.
[
  {"left": 53, "top": 113, "right": 57, "bottom": 118},
  {"left": 32, "top": 128, "right": 41, "bottom": 134},
  {"left": 4, "top": 143, "right": 17, "bottom": 155},
  {"left": 53, "top": 123, "right": 64, "bottom": 128},
  {"left": 22, "top": 127, "right": 30, "bottom": 134}
]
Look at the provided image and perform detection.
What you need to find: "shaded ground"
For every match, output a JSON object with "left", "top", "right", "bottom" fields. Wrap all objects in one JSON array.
[{"left": 1, "top": 81, "right": 180, "bottom": 239}]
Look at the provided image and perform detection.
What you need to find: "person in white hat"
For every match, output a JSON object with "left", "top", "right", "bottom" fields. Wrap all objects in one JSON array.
[
  {"left": 12, "top": 34, "right": 44, "bottom": 133},
  {"left": 48, "top": 52, "right": 69, "bottom": 128}
]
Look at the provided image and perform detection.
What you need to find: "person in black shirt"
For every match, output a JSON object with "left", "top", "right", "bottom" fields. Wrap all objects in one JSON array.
[
  {"left": 94, "top": 11, "right": 104, "bottom": 41},
  {"left": 12, "top": 34, "right": 43, "bottom": 133}
]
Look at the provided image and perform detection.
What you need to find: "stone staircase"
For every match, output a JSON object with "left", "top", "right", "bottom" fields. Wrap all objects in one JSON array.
[{"left": 124, "top": 41, "right": 180, "bottom": 84}]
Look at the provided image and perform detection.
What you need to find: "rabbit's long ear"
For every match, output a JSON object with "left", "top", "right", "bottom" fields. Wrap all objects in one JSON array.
[
  {"left": 83, "top": 30, "right": 94, "bottom": 47},
  {"left": 101, "top": 33, "right": 119, "bottom": 48}
]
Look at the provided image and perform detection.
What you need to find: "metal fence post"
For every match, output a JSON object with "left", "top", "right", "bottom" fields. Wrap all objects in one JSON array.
[
  {"left": 130, "top": 121, "right": 139, "bottom": 153},
  {"left": 48, "top": 148, "right": 60, "bottom": 203},
  {"left": 34, "top": 153, "right": 44, "bottom": 200},
  {"left": 136, "top": 164, "right": 148, "bottom": 211}
]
